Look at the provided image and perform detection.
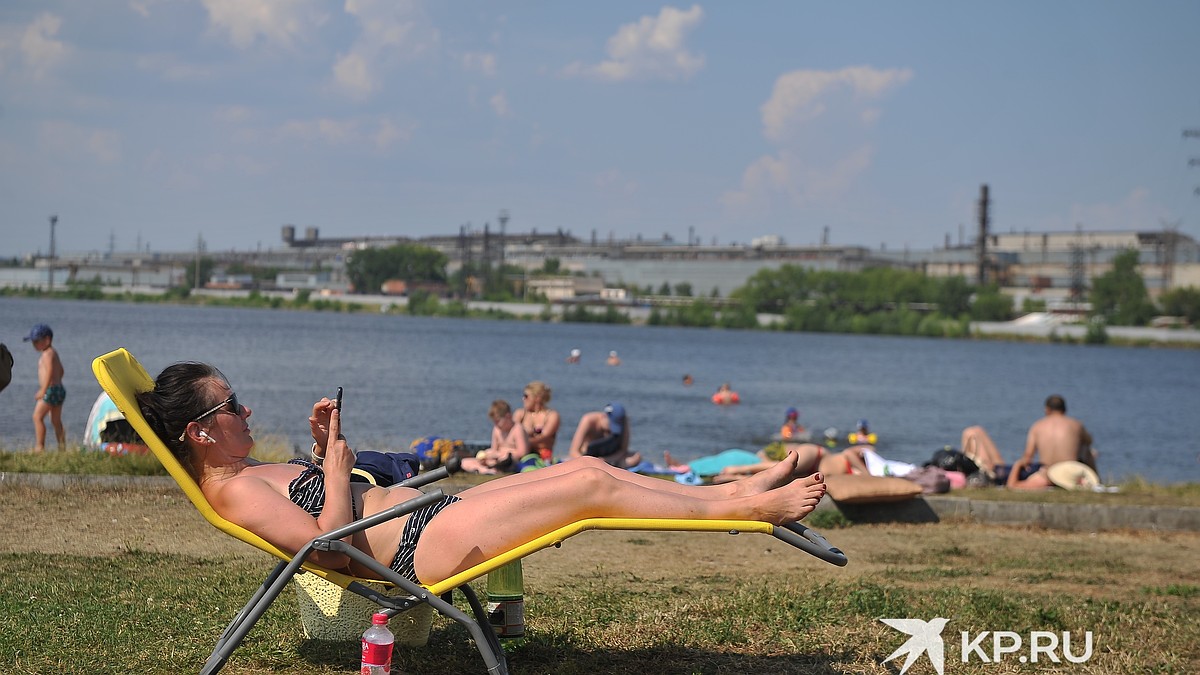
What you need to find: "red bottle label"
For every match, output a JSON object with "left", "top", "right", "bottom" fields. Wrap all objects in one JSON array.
[{"left": 361, "top": 640, "right": 392, "bottom": 673}]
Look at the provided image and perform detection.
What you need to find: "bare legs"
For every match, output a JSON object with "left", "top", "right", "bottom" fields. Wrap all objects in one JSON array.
[
  {"left": 464, "top": 454, "right": 799, "bottom": 500},
  {"left": 412, "top": 462, "right": 825, "bottom": 583},
  {"left": 706, "top": 444, "right": 823, "bottom": 485},
  {"left": 960, "top": 426, "right": 1005, "bottom": 476},
  {"left": 1008, "top": 467, "right": 1054, "bottom": 490},
  {"left": 32, "top": 401, "right": 63, "bottom": 452}
]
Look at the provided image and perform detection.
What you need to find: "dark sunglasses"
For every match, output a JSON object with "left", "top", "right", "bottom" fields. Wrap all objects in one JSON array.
[{"left": 178, "top": 393, "right": 242, "bottom": 441}]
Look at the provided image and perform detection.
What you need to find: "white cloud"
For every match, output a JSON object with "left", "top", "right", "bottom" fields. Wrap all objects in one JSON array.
[
  {"left": 723, "top": 65, "right": 911, "bottom": 214},
  {"left": 20, "top": 13, "right": 69, "bottom": 80},
  {"left": 1064, "top": 187, "right": 1172, "bottom": 231},
  {"left": 723, "top": 146, "right": 873, "bottom": 211},
  {"left": 373, "top": 118, "right": 413, "bottom": 149},
  {"left": 200, "top": 152, "right": 269, "bottom": 176},
  {"left": 214, "top": 105, "right": 254, "bottom": 123},
  {"left": 563, "top": 4, "right": 705, "bottom": 82},
  {"left": 276, "top": 115, "right": 411, "bottom": 151},
  {"left": 594, "top": 169, "right": 638, "bottom": 196},
  {"left": 38, "top": 121, "right": 121, "bottom": 164},
  {"left": 136, "top": 53, "right": 214, "bottom": 81},
  {"left": 201, "top": 0, "right": 328, "bottom": 50},
  {"left": 761, "top": 66, "right": 913, "bottom": 142},
  {"left": 333, "top": 0, "right": 439, "bottom": 100},
  {"left": 462, "top": 51, "right": 497, "bottom": 76},
  {"left": 332, "top": 51, "right": 374, "bottom": 98},
  {"left": 489, "top": 91, "right": 510, "bottom": 117},
  {"left": 128, "top": 0, "right": 168, "bottom": 18}
]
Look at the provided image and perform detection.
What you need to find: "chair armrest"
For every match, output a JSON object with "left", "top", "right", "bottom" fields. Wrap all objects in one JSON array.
[
  {"left": 309, "top": 489, "right": 447, "bottom": 549},
  {"left": 775, "top": 522, "right": 848, "bottom": 566}
]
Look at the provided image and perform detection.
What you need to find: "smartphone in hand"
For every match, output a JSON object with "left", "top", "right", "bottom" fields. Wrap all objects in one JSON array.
[{"left": 335, "top": 386, "right": 343, "bottom": 412}]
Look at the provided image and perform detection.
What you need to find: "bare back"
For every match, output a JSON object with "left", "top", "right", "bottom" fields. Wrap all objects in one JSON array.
[{"left": 1027, "top": 413, "right": 1091, "bottom": 466}]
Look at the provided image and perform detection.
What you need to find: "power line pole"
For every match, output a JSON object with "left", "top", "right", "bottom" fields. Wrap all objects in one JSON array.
[
  {"left": 976, "top": 184, "right": 990, "bottom": 286},
  {"left": 193, "top": 234, "right": 205, "bottom": 291},
  {"left": 48, "top": 215, "right": 58, "bottom": 291},
  {"left": 498, "top": 209, "right": 508, "bottom": 272},
  {"left": 1160, "top": 218, "right": 1181, "bottom": 291}
]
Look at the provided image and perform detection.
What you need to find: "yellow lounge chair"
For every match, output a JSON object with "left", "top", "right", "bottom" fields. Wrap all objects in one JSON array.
[{"left": 93, "top": 347, "right": 846, "bottom": 675}]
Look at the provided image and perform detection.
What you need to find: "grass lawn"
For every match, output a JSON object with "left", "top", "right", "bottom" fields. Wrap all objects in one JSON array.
[{"left": 0, "top": 481, "right": 1197, "bottom": 674}]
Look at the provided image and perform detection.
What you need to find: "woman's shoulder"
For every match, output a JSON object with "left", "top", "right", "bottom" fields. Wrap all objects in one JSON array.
[
  {"left": 202, "top": 467, "right": 286, "bottom": 511},
  {"left": 223, "top": 462, "right": 304, "bottom": 491}
]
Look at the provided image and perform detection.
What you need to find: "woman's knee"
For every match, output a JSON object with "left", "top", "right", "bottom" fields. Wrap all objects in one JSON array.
[
  {"left": 569, "top": 455, "right": 611, "bottom": 471},
  {"left": 567, "top": 465, "right": 619, "bottom": 494}
]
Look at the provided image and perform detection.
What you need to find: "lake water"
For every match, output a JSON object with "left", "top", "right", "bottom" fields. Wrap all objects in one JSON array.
[{"left": 2, "top": 296, "right": 1198, "bottom": 484}]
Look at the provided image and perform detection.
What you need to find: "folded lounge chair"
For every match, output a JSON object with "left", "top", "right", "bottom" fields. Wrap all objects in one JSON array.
[{"left": 93, "top": 348, "right": 847, "bottom": 675}]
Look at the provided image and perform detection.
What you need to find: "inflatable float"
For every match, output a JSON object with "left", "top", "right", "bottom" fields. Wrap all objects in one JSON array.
[{"left": 711, "top": 391, "right": 740, "bottom": 405}]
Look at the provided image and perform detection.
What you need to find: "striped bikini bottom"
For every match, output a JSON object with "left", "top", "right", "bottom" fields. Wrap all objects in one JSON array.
[{"left": 389, "top": 494, "right": 462, "bottom": 584}]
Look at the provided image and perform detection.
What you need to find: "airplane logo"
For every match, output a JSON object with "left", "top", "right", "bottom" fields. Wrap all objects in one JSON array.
[{"left": 880, "top": 617, "right": 949, "bottom": 675}]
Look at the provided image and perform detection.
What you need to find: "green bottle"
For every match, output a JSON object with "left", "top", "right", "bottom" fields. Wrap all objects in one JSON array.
[{"left": 485, "top": 560, "right": 525, "bottom": 638}]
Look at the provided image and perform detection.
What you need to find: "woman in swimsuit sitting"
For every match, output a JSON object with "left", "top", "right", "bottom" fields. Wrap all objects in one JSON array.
[
  {"left": 512, "top": 381, "right": 560, "bottom": 462},
  {"left": 137, "top": 362, "right": 828, "bottom": 586}
]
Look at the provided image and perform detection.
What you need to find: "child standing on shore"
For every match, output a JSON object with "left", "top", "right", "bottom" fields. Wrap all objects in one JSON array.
[{"left": 25, "top": 324, "right": 65, "bottom": 452}]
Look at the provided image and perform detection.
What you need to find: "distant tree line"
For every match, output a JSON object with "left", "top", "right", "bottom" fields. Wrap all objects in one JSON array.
[
  {"left": 24, "top": 242, "right": 1195, "bottom": 340},
  {"left": 344, "top": 244, "right": 447, "bottom": 294}
]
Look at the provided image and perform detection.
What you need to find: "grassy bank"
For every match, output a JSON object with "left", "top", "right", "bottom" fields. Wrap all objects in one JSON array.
[
  {"left": 0, "top": 483, "right": 1196, "bottom": 674},
  {"left": 0, "top": 439, "right": 296, "bottom": 475},
  {"left": 7, "top": 285, "right": 1198, "bottom": 348}
]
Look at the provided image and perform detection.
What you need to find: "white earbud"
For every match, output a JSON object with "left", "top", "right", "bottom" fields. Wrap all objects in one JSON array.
[{"left": 198, "top": 431, "right": 214, "bottom": 443}]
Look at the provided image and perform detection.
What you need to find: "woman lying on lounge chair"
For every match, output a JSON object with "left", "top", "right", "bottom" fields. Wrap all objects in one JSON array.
[{"left": 138, "top": 362, "right": 827, "bottom": 586}]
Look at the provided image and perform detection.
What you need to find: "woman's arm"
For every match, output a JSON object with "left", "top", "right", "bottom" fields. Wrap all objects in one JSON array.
[
  {"left": 316, "top": 408, "right": 355, "bottom": 535},
  {"left": 528, "top": 410, "right": 561, "bottom": 449},
  {"left": 568, "top": 413, "right": 596, "bottom": 458},
  {"left": 508, "top": 423, "right": 529, "bottom": 460},
  {"left": 220, "top": 408, "right": 357, "bottom": 569},
  {"left": 211, "top": 474, "right": 353, "bottom": 569}
]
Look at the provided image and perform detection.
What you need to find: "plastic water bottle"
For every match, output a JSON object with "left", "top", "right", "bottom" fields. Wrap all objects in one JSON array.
[
  {"left": 486, "top": 560, "right": 525, "bottom": 638},
  {"left": 360, "top": 612, "right": 394, "bottom": 675}
]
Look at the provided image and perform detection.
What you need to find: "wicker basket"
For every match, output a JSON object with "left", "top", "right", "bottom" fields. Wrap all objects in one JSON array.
[{"left": 293, "top": 572, "right": 433, "bottom": 645}]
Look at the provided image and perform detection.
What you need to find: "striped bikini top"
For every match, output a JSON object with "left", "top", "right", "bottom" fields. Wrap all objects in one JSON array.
[{"left": 286, "top": 458, "right": 359, "bottom": 520}]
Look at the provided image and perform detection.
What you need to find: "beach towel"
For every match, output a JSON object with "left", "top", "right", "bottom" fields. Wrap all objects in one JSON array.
[
  {"left": 861, "top": 448, "right": 916, "bottom": 478},
  {"left": 686, "top": 449, "right": 762, "bottom": 476}
]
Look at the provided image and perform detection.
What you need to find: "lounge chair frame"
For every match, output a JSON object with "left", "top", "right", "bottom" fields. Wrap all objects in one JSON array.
[{"left": 93, "top": 348, "right": 846, "bottom": 675}]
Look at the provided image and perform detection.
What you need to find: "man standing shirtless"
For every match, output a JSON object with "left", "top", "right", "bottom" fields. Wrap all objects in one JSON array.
[{"left": 1007, "top": 394, "right": 1095, "bottom": 490}]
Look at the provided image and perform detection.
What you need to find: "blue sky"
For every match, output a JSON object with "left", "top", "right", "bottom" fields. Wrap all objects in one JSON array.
[{"left": 2, "top": 1, "right": 1199, "bottom": 258}]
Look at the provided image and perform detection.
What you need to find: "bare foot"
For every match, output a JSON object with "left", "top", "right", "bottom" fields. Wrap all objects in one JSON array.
[
  {"left": 726, "top": 449, "right": 799, "bottom": 498},
  {"left": 663, "top": 451, "right": 689, "bottom": 474},
  {"left": 755, "top": 472, "right": 827, "bottom": 525}
]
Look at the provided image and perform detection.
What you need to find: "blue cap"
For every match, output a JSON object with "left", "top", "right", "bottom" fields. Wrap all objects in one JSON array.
[
  {"left": 856, "top": 418, "right": 869, "bottom": 430},
  {"left": 785, "top": 407, "right": 799, "bottom": 419},
  {"left": 604, "top": 402, "right": 626, "bottom": 437},
  {"left": 23, "top": 324, "right": 52, "bottom": 342}
]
